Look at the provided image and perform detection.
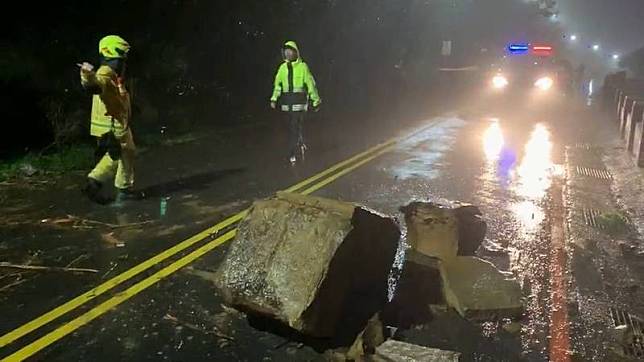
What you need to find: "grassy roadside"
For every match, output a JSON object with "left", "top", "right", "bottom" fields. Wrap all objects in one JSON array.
[
  {"left": 0, "top": 131, "right": 206, "bottom": 182},
  {"left": 0, "top": 145, "right": 95, "bottom": 182}
]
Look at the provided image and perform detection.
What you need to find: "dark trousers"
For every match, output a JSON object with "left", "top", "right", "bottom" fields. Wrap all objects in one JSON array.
[{"left": 286, "top": 111, "right": 305, "bottom": 157}]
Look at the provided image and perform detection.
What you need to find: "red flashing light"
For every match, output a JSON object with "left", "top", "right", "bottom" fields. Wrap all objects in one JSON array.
[{"left": 532, "top": 45, "right": 553, "bottom": 56}]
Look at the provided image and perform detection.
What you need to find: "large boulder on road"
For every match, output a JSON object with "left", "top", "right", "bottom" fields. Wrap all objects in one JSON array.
[
  {"left": 440, "top": 256, "right": 523, "bottom": 320},
  {"left": 214, "top": 192, "right": 400, "bottom": 337},
  {"left": 401, "top": 202, "right": 486, "bottom": 259}
]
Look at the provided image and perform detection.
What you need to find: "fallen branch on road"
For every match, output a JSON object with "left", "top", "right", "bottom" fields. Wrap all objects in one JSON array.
[
  {"left": 44, "top": 214, "right": 154, "bottom": 230},
  {"left": 65, "top": 254, "right": 90, "bottom": 268},
  {"left": 0, "top": 278, "right": 28, "bottom": 292},
  {"left": 0, "top": 262, "right": 98, "bottom": 274},
  {"left": 163, "top": 313, "right": 235, "bottom": 341},
  {"left": 0, "top": 272, "right": 26, "bottom": 282}
]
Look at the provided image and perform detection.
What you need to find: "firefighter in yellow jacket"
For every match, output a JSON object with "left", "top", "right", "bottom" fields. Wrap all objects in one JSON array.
[
  {"left": 270, "top": 41, "right": 321, "bottom": 164},
  {"left": 79, "top": 35, "right": 139, "bottom": 203}
]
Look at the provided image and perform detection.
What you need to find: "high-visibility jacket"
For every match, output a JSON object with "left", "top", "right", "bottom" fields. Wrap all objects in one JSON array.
[
  {"left": 270, "top": 41, "right": 321, "bottom": 112},
  {"left": 81, "top": 65, "right": 131, "bottom": 137}
]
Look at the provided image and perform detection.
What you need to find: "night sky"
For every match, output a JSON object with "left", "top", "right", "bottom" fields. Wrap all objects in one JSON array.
[{"left": 557, "top": 0, "right": 644, "bottom": 54}]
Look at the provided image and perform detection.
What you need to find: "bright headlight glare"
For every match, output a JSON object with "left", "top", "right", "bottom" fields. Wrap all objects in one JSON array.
[
  {"left": 492, "top": 75, "right": 509, "bottom": 89},
  {"left": 535, "top": 76, "right": 554, "bottom": 90}
]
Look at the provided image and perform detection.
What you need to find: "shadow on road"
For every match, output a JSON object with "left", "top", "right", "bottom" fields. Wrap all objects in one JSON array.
[{"left": 140, "top": 168, "right": 245, "bottom": 198}]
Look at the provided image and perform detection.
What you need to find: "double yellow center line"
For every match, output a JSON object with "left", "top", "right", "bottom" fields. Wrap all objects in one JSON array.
[{"left": 1, "top": 121, "right": 437, "bottom": 361}]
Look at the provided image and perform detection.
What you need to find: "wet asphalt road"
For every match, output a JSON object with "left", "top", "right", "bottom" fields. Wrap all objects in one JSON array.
[{"left": 0, "top": 89, "right": 624, "bottom": 361}]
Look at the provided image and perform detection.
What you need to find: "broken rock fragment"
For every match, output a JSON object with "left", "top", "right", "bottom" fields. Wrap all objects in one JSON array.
[
  {"left": 214, "top": 192, "right": 400, "bottom": 337},
  {"left": 440, "top": 256, "right": 523, "bottom": 320},
  {"left": 400, "top": 201, "right": 521, "bottom": 321},
  {"left": 401, "top": 202, "right": 486, "bottom": 259},
  {"left": 375, "top": 340, "right": 461, "bottom": 362},
  {"left": 346, "top": 313, "right": 386, "bottom": 360}
]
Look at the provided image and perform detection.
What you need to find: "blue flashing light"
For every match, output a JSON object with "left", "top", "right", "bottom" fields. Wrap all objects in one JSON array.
[{"left": 508, "top": 44, "right": 529, "bottom": 54}]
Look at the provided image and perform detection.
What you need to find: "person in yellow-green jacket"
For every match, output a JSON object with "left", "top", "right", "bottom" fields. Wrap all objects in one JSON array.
[
  {"left": 270, "top": 41, "right": 321, "bottom": 164},
  {"left": 79, "top": 35, "right": 139, "bottom": 203}
]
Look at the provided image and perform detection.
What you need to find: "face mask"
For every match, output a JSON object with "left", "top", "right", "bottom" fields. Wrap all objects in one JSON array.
[
  {"left": 101, "top": 57, "right": 127, "bottom": 77},
  {"left": 283, "top": 48, "right": 298, "bottom": 62}
]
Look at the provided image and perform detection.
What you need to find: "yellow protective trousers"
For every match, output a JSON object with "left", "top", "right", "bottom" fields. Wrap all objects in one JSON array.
[{"left": 88, "top": 129, "right": 135, "bottom": 190}]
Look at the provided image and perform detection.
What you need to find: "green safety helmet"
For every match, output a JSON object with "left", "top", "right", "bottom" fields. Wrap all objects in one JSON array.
[{"left": 99, "top": 35, "right": 131, "bottom": 59}]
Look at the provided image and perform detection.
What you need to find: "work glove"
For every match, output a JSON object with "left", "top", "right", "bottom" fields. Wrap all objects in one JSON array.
[
  {"left": 78, "top": 62, "right": 95, "bottom": 75},
  {"left": 270, "top": 101, "right": 276, "bottom": 109}
]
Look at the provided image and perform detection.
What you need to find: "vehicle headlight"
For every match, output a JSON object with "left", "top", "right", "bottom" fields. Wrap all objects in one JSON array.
[
  {"left": 492, "top": 75, "right": 509, "bottom": 89},
  {"left": 534, "top": 76, "right": 554, "bottom": 91}
]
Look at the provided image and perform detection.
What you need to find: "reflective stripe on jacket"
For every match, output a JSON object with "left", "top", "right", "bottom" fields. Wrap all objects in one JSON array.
[{"left": 81, "top": 65, "right": 131, "bottom": 137}]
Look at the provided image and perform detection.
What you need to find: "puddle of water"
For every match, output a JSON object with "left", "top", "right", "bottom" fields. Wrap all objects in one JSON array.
[
  {"left": 515, "top": 124, "right": 553, "bottom": 199},
  {"left": 482, "top": 119, "right": 518, "bottom": 189},
  {"left": 504, "top": 123, "right": 555, "bottom": 241},
  {"left": 390, "top": 117, "right": 467, "bottom": 180},
  {"left": 479, "top": 121, "right": 556, "bottom": 210},
  {"left": 511, "top": 201, "right": 546, "bottom": 233},
  {"left": 483, "top": 119, "right": 504, "bottom": 161}
]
